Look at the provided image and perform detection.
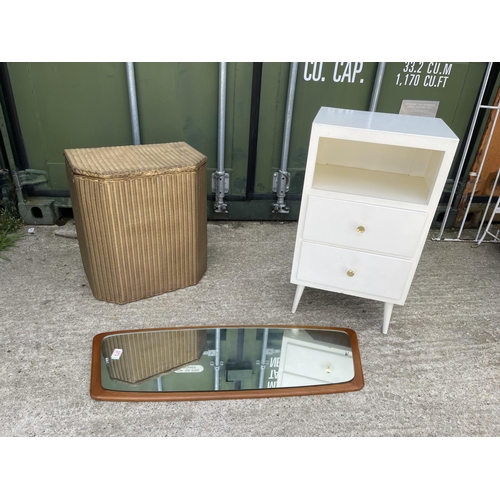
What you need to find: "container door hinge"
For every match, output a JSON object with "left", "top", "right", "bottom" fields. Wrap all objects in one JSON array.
[
  {"left": 212, "top": 171, "right": 229, "bottom": 213},
  {"left": 17, "top": 169, "right": 49, "bottom": 187},
  {"left": 272, "top": 170, "right": 291, "bottom": 213}
]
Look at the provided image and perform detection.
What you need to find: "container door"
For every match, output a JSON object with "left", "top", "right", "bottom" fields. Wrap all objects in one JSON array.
[
  {"left": 133, "top": 62, "right": 253, "bottom": 215},
  {"left": 247, "top": 62, "right": 380, "bottom": 220}
]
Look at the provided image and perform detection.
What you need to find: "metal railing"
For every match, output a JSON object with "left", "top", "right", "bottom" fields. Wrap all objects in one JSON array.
[{"left": 434, "top": 63, "right": 500, "bottom": 243}]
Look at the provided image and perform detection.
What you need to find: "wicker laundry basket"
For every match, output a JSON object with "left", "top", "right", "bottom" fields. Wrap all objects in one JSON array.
[
  {"left": 65, "top": 142, "right": 207, "bottom": 304},
  {"left": 102, "top": 329, "right": 207, "bottom": 384}
]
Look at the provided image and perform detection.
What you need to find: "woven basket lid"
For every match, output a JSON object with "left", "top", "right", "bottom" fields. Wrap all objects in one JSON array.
[{"left": 64, "top": 142, "right": 207, "bottom": 179}]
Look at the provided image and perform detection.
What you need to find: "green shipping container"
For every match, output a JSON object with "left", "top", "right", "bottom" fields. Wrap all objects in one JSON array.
[{"left": 0, "top": 62, "right": 490, "bottom": 224}]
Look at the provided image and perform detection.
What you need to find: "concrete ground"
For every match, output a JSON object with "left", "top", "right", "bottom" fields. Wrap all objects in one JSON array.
[{"left": 0, "top": 220, "right": 499, "bottom": 436}]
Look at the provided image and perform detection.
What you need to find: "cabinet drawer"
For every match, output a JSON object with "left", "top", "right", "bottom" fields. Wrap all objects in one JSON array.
[
  {"left": 302, "top": 196, "right": 427, "bottom": 257},
  {"left": 280, "top": 342, "right": 354, "bottom": 385},
  {"left": 297, "top": 242, "right": 412, "bottom": 301}
]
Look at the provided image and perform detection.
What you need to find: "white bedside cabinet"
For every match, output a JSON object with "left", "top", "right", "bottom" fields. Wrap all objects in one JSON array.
[
  {"left": 277, "top": 329, "right": 354, "bottom": 387},
  {"left": 290, "top": 107, "right": 459, "bottom": 334}
]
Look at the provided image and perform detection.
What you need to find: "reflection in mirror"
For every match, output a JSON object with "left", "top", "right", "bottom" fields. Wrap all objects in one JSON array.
[{"left": 91, "top": 326, "right": 363, "bottom": 401}]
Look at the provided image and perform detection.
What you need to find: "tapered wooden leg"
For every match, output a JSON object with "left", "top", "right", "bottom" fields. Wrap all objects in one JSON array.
[
  {"left": 292, "top": 285, "right": 305, "bottom": 313},
  {"left": 382, "top": 302, "right": 394, "bottom": 334}
]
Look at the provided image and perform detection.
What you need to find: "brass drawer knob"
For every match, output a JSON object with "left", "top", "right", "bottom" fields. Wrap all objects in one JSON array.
[
  {"left": 347, "top": 270, "right": 355, "bottom": 277},
  {"left": 357, "top": 226, "right": 365, "bottom": 233}
]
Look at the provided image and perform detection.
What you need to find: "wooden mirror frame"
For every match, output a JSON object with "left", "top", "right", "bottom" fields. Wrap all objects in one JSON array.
[{"left": 90, "top": 325, "right": 364, "bottom": 401}]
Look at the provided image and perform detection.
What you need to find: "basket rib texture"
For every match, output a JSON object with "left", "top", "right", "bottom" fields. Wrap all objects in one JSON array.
[
  {"left": 102, "top": 329, "right": 207, "bottom": 384},
  {"left": 65, "top": 142, "right": 207, "bottom": 304}
]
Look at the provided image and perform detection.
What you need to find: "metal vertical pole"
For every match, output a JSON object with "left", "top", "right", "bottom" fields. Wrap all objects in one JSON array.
[
  {"left": 214, "top": 328, "right": 221, "bottom": 390},
  {"left": 273, "top": 62, "right": 298, "bottom": 213},
  {"left": 369, "top": 62, "right": 386, "bottom": 112},
  {"left": 436, "top": 62, "right": 493, "bottom": 240},
  {"left": 258, "top": 328, "right": 269, "bottom": 389},
  {"left": 126, "top": 62, "right": 141, "bottom": 145},
  {"left": 156, "top": 377, "right": 163, "bottom": 392},
  {"left": 0, "top": 101, "right": 24, "bottom": 204},
  {"left": 213, "top": 63, "right": 228, "bottom": 213}
]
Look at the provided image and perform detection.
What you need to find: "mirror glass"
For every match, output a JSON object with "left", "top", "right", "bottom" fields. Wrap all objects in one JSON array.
[{"left": 91, "top": 326, "right": 363, "bottom": 401}]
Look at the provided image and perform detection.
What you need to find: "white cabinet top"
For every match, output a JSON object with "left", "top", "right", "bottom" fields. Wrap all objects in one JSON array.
[{"left": 314, "top": 107, "right": 459, "bottom": 142}]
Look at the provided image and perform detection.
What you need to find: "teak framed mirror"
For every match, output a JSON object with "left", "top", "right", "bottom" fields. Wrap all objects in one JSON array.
[{"left": 90, "top": 325, "right": 364, "bottom": 401}]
